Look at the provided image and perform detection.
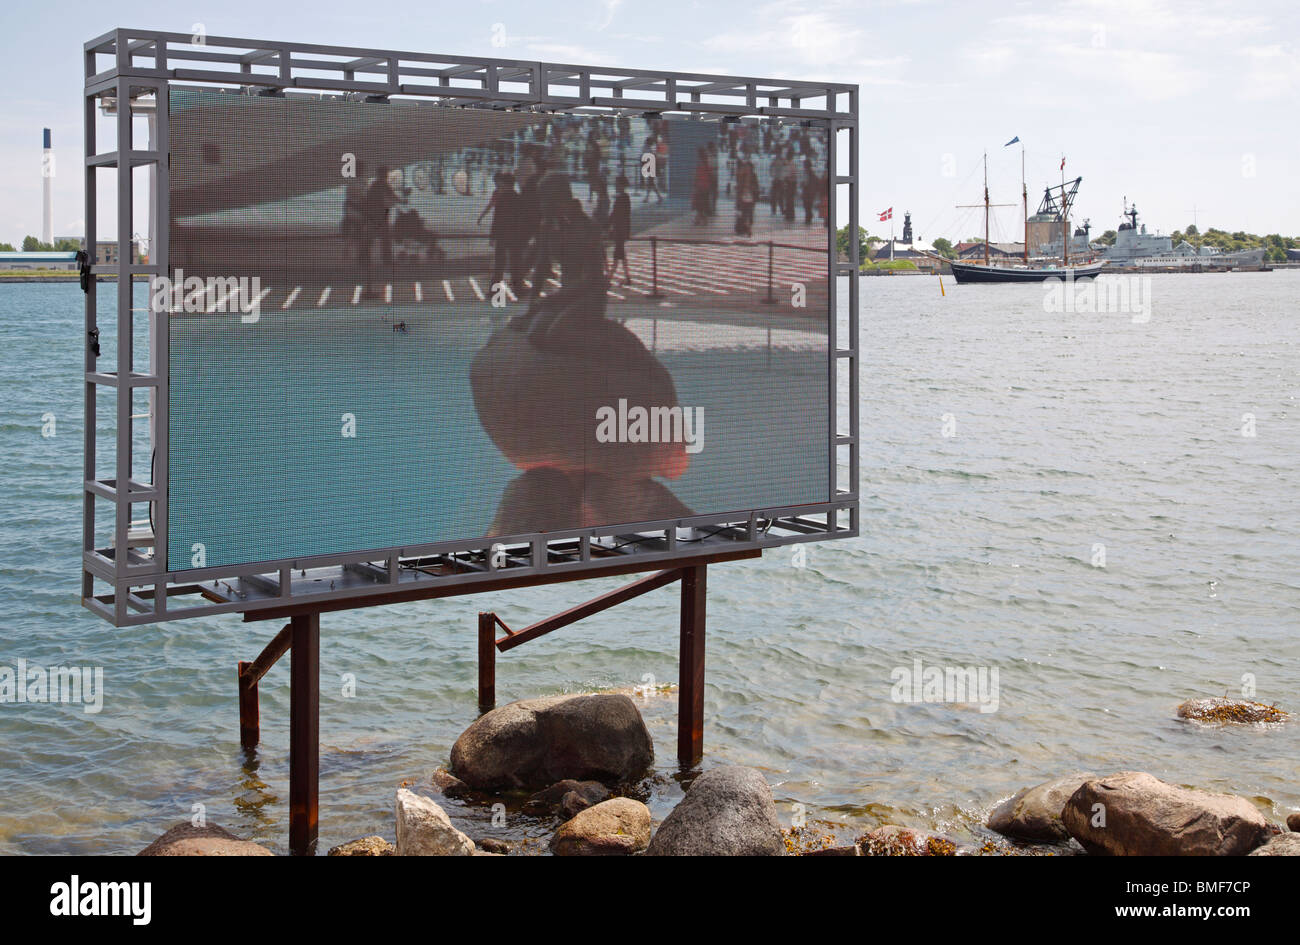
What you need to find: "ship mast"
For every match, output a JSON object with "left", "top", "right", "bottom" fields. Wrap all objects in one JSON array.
[
  {"left": 1022, "top": 146, "right": 1028, "bottom": 264},
  {"left": 956, "top": 150, "right": 1013, "bottom": 267},
  {"left": 984, "top": 151, "right": 990, "bottom": 267}
]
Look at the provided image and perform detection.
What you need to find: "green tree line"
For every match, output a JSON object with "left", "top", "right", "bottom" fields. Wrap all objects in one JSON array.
[
  {"left": 1, "top": 236, "right": 82, "bottom": 252},
  {"left": 14, "top": 236, "right": 83, "bottom": 252},
  {"left": 1168, "top": 225, "right": 1296, "bottom": 262}
]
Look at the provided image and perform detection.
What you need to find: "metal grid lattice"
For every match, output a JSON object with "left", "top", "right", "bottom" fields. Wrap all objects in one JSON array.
[{"left": 82, "top": 28, "right": 861, "bottom": 626}]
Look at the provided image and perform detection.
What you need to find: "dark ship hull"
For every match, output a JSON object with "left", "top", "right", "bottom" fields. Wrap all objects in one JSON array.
[{"left": 949, "top": 260, "right": 1107, "bottom": 284}]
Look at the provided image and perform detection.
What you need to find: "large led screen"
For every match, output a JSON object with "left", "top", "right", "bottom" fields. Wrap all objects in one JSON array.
[{"left": 166, "top": 88, "right": 831, "bottom": 571}]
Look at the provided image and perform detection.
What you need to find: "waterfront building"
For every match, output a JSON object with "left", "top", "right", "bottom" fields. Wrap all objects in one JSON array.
[
  {"left": 0, "top": 250, "right": 78, "bottom": 270},
  {"left": 955, "top": 240, "right": 1023, "bottom": 259}
]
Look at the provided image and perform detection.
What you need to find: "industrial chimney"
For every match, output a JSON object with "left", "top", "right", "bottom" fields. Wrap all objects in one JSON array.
[{"left": 42, "top": 128, "right": 52, "bottom": 246}]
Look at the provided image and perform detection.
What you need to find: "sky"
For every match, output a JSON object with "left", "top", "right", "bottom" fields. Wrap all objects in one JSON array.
[{"left": 0, "top": 0, "right": 1297, "bottom": 248}]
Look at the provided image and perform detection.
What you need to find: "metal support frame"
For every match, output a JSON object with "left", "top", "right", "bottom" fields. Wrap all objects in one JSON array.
[
  {"left": 477, "top": 558, "right": 730, "bottom": 766},
  {"left": 677, "top": 564, "right": 707, "bottom": 765},
  {"left": 228, "top": 548, "right": 753, "bottom": 854},
  {"left": 81, "top": 28, "right": 861, "bottom": 629},
  {"left": 234, "top": 614, "right": 318, "bottom": 854},
  {"left": 237, "top": 621, "right": 292, "bottom": 749}
]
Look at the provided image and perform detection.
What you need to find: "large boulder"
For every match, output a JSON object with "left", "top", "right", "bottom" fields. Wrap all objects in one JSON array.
[
  {"left": 450, "top": 694, "right": 653, "bottom": 791},
  {"left": 138, "top": 822, "right": 273, "bottom": 856},
  {"left": 1062, "top": 772, "right": 1270, "bottom": 856},
  {"left": 988, "top": 773, "right": 1095, "bottom": 843},
  {"left": 1248, "top": 833, "right": 1300, "bottom": 856},
  {"left": 1288, "top": 812, "right": 1300, "bottom": 832},
  {"left": 550, "top": 798, "right": 652, "bottom": 856},
  {"left": 394, "top": 788, "right": 475, "bottom": 856},
  {"left": 645, "top": 766, "right": 784, "bottom": 856}
]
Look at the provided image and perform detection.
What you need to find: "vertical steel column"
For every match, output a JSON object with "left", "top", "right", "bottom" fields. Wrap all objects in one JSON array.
[
  {"left": 113, "top": 76, "right": 133, "bottom": 625},
  {"left": 477, "top": 612, "right": 497, "bottom": 713},
  {"left": 288, "top": 612, "right": 320, "bottom": 855},
  {"left": 826, "top": 102, "right": 839, "bottom": 511},
  {"left": 847, "top": 87, "right": 860, "bottom": 530},
  {"left": 82, "top": 53, "right": 98, "bottom": 604},
  {"left": 677, "top": 564, "right": 707, "bottom": 766},
  {"left": 152, "top": 78, "right": 171, "bottom": 593},
  {"left": 237, "top": 660, "right": 259, "bottom": 750}
]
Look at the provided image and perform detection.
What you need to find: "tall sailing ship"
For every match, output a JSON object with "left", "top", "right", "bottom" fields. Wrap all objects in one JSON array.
[{"left": 948, "top": 146, "right": 1106, "bottom": 284}]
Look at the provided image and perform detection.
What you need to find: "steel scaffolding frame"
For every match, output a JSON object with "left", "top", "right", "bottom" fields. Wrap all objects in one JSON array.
[{"left": 81, "top": 28, "right": 861, "bottom": 627}]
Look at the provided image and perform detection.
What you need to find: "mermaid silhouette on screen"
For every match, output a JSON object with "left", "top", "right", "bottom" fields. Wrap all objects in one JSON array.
[{"left": 470, "top": 169, "right": 695, "bottom": 537}]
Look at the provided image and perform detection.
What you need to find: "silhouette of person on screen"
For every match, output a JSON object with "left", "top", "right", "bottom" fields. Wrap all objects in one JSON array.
[
  {"left": 606, "top": 174, "right": 631, "bottom": 285},
  {"left": 508, "top": 172, "right": 609, "bottom": 351},
  {"left": 478, "top": 171, "right": 522, "bottom": 292},
  {"left": 361, "top": 166, "right": 400, "bottom": 297}
]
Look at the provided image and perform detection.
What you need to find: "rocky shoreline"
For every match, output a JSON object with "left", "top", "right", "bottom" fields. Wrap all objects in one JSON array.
[{"left": 136, "top": 693, "right": 1296, "bottom": 856}]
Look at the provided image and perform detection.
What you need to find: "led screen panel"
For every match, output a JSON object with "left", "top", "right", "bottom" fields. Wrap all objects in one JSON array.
[{"left": 166, "top": 88, "right": 830, "bottom": 571}]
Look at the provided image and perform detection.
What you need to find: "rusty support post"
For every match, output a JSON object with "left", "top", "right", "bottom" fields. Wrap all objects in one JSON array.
[
  {"left": 237, "top": 660, "right": 259, "bottom": 750},
  {"left": 478, "top": 612, "right": 497, "bottom": 714},
  {"left": 678, "top": 564, "right": 707, "bottom": 766},
  {"left": 237, "top": 622, "right": 292, "bottom": 751},
  {"left": 288, "top": 611, "right": 320, "bottom": 856}
]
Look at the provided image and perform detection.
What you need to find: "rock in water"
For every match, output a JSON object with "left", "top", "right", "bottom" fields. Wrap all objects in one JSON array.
[
  {"left": 430, "top": 767, "right": 471, "bottom": 799},
  {"left": 1248, "top": 833, "right": 1300, "bottom": 856},
  {"left": 1176, "top": 697, "right": 1287, "bottom": 724},
  {"left": 1287, "top": 812, "right": 1300, "bottom": 833},
  {"left": 645, "top": 766, "right": 785, "bottom": 856},
  {"left": 328, "top": 836, "right": 394, "bottom": 856},
  {"left": 525, "top": 779, "right": 611, "bottom": 816},
  {"left": 987, "top": 773, "right": 1095, "bottom": 843},
  {"left": 138, "top": 823, "right": 273, "bottom": 856},
  {"left": 450, "top": 694, "right": 653, "bottom": 791},
  {"left": 551, "top": 798, "right": 652, "bottom": 856},
  {"left": 394, "top": 789, "right": 475, "bottom": 856},
  {"left": 1062, "top": 772, "right": 1270, "bottom": 856}
]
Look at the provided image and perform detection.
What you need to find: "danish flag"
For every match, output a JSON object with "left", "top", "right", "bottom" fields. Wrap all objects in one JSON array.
[{"left": 878, "top": 207, "right": 893, "bottom": 222}]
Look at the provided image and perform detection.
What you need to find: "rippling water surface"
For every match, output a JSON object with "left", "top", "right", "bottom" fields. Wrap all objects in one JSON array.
[{"left": 1, "top": 273, "right": 1296, "bottom": 854}]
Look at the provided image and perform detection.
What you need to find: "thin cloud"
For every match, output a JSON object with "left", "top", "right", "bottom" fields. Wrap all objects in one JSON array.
[{"left": 596, "top": 0, "right": 623, "bottom": 31}]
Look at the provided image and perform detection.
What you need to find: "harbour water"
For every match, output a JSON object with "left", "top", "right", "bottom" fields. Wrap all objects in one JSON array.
[{"left": 0, "top": 272, "right": 1296, "bottom": 854}]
